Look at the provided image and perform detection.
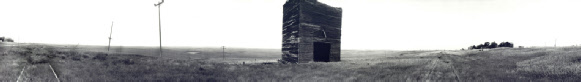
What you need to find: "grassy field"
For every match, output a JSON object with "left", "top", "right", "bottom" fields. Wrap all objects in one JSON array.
[{"left": 1, "top": 43, "right": 581, "bottom": 81}]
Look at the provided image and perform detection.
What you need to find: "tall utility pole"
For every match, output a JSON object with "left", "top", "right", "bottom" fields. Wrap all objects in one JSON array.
[
  {"left": 222, "top": 46, "right": 226, "bottom": 60},
  {"left": 155, "top": 0, "right": 164, "bottom": 57},
  {"left": 108, "top": 21, "right": 113, "bottom": 51}
]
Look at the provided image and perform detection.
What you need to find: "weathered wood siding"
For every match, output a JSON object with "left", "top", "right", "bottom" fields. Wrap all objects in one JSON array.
[
  {"left": 282, "top": 0, "right": 301, "bottom": 63},
  {"left": 283, "top": 0, "right": 342, "bottom": 63}
]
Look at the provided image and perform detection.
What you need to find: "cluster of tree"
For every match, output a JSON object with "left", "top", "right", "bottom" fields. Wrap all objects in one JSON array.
[
  {"left": 0, "top": 37, "right": 14, "bottom": 42},
  {"left": 469, "top": 42, "right": 513, "bottom": 49}
]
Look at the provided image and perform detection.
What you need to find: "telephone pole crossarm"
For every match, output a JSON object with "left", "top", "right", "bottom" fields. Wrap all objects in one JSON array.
[{"left": 154, "top": 0, "right": 164, "bottom": 6}]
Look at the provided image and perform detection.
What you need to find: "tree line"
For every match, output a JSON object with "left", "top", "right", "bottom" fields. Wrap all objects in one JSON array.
[{"left": 469, "top": 42, "right": 513, "bottom": 50}]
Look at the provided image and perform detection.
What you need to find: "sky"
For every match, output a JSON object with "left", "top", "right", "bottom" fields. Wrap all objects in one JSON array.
[{"left": 1, "top": 0, "right": 581, "bottom": 50}]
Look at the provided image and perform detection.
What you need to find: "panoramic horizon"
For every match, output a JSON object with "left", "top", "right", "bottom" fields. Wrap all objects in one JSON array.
[
  {"left": 1, "top": 0, "right": 581, "bottom": 50},
  {"left": 2, "top": 0, "right": 581, "bottom": 81}
]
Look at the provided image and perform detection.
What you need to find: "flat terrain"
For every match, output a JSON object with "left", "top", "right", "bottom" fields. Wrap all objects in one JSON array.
[{"left": 1, "top": 43, "right": 581, "bottom": 81}]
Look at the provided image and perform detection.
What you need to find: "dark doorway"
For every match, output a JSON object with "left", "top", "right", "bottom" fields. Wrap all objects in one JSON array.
[{"left": 313, "top": 42, "right": 331, "bottom": 62}]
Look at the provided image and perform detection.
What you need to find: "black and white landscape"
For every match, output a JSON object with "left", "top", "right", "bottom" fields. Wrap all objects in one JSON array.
[{"left": 1, "top": 0, "right": 581, "bottom": 81}]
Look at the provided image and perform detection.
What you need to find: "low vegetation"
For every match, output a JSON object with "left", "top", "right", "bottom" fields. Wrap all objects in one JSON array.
[
  {"left": 1, "top": 43, "right": 580, "bottom": 81},
  {"left": 0, "top": 37, "right": 14, "bottom": 42},
  {"left": 469, "top": 41, "right": 514, "bottom": 50}
]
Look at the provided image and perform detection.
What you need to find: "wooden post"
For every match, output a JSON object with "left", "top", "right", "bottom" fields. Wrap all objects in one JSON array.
[
  {"left": 158, "top": 5, "right": 162, "bottom": 57},
  {"left": 554, "top": 39, "right": 557, "bottom": 47},
  {"left": 154, "top": 0, "right": 164, "bottom": 57},
  {"left": 108, "top": 21, "right": 113, "bottom": 51},
  {"left": 222, "top": 46, "right": 226, "bottom": 60}
]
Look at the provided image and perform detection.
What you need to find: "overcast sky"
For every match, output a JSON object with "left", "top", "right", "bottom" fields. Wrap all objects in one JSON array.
[{"left": 1, "top": 0, "right": 580, "bottom": 50}]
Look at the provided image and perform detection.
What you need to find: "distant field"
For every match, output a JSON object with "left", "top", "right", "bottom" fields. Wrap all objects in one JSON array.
[
  {"left": 61, "top": 45, "right": 283, "bottom": 64},
  {"left": 45, "top": 44, "right": 412, "bottom": 64},
  {"left": 2, "top": 43, "right": 581, "bottom": 81}
]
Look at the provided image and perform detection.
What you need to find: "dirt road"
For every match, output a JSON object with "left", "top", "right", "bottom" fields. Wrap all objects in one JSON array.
[
  {"left": 0, "top": 43, "right": 25, "bottom": 81},
  {"left": 1, "top": 43, "right": 60, "bottom": 82},
  {"left": 403, "top": 51, "right": 462, "bottom": 81},
  {"left": 17, "top": 64, "right": 60, "bottom": 82}
]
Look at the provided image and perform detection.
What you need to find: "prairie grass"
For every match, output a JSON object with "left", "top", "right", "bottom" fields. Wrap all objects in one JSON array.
[{"left": 3, "top": 43, "right": 581, "bottom": 81}]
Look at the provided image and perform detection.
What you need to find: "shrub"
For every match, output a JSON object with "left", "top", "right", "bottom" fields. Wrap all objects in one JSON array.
[
  {"left": 470, "top": 41, "right": 514, "bottom": 49},
  {"left": 476, "top": 44, "right": 485, "bottom": 49},
  {"left": 93, "top": 53, "right": 108, "bottom": 60},
  {"left": 5, "top": 38, "right": 13, "bottom": 42},
  {"left": 28, "top": 55, "right": 49, "bottom": 64},
  {"left": 499, "top": 42, "right": 514, "bottom": 48},
  {"left": 468, "top": 45, "right": 476, "bottom": 50},
  {"left": 489, "top": 42, "right": 498, "bottom": 48}
]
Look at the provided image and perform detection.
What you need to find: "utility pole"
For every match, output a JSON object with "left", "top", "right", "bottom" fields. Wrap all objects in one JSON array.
[
  {"left": 554, "top": 38, "right": 557, "bottom": 47},
  {"left": 108, "top": 21, "right": 113, "bottom": 51},
  {"left": 222, "top": 46, "right": 226, "bottom": 60},
  {"left": 155, "top": 0, "right": 164, "bottom": 57}
]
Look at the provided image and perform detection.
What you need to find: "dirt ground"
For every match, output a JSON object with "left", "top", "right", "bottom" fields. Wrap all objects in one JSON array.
[{"left": 1, "top": 43, "right": 581, "bottom": 81}]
